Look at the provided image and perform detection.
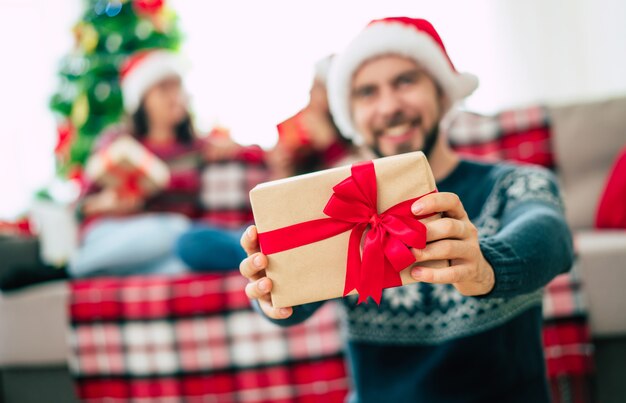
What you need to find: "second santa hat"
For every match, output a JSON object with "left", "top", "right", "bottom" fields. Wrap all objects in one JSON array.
[
  {"left": 327, "top": 17, "right": 479, "bottom": 138},
  {"left": 119, "top": 49, "right": 186, "bottom": 114}
]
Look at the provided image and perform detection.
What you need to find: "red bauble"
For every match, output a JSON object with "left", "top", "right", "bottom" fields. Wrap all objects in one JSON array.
[{"left": 132, "top": 0, "right": 164, "bottom": 15}]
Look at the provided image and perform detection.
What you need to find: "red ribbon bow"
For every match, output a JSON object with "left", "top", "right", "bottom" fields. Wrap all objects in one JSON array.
[{"left": 258, "top": 160, "right": 434, "bottom": 304}]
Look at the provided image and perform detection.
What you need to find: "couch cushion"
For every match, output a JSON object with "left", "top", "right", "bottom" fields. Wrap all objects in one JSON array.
[
  {"left": 576, "top": 230, "right": 626, "bottom": 336},
  {"left": 0, "top": 281, "right": 69, "bottom": 366},
  {"left": 549, "top": 97, "right": 626, "bottom": 230}
]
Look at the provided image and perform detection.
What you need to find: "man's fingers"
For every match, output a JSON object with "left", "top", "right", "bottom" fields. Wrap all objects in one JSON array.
[
  {"left": 424, "top": 218, "right": 467, "bottom": 242},
  {"left": 410, "top": 264, "right": 471, "bottom": 284},
  {"left": 239, "top": 252, "right": 267, "bottom": 280},
  {"left": 412, "top": 239, "right": 472, "bottom": 262},
  {"left": 246, "top": 277, "right": 294, "bottom": 319},
  {"left": 238, "top": 225, "right": 292, "bottom": 320},
  {"left": 258, "top": 297, "right": 293, "bottom": 319},
  {"left": 240, "top": 225, "right": 260, "bottom": 256},
  {"left": 245, "top": 277, "right": 273, "bottom": 300},
  {"left": 412, "top": 192, "right": 467, "bottom": 220}
]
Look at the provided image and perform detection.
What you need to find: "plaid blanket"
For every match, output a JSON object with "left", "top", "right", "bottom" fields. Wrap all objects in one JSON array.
[
  {"left": 69, "top": 273, "right": 349, "bottom": 402},
  {"left": 68, "top": 269, "right": 593, "bottom": 403},
  {"left": 447, "top": 106, "right": 595, "bottom": 403}
]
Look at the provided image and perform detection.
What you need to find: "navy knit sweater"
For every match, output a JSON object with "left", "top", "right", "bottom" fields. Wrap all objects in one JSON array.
[{"left": 257, "top": 159, "right": 574, "bottom": 402}]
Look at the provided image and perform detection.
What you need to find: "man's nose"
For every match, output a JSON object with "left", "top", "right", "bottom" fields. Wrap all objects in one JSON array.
[{"left": 377, "top": 87, "right": 403, "bottom": 120}]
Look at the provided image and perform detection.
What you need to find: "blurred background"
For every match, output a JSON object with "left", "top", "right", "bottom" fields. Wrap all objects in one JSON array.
[
  {"left": 1, "top": 0, "right": 626, "bottom": 219},
  {"left": 1, "top": 2, "right": 625, "bottom": 403}
]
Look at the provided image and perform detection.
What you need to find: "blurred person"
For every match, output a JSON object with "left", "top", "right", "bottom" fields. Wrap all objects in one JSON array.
[
  {"left": 272, "top": 55, "right": 355, "bottom": 178},
  {"left": 70, "top": 50, "right": 249, "bottom": 277}
]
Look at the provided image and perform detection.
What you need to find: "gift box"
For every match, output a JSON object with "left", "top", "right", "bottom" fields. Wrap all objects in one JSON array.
[
  {"left": 250, "top": 151, "right": 447, "bottom": 308},
  {"left": 84, "top": 136, "right": 170, "bottom": 197},
  {"left": 276, "top": 109, "right": 310, "bottom": 152}
]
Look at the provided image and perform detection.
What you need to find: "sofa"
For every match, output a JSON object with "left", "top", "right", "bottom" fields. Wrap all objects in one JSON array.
[
  {"left": 446, "top": 97, "right": 626, "bottom": 403},
  {"left": 1, "top": 96, "right": 625, "bottom": 403},
  {"left": 0, "top": 237, "right": 77, "bottom": 402},
  {"left": 446, "top": 97, "right": 626, "bottom": 337},
  {"left": 548, "top": 98, "right": 626, "bottom": 403}
]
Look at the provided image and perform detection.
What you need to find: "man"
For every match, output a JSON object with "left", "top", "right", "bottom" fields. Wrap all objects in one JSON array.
[{"left": 240, "top": 17, "right": 574, "bottom": 402}]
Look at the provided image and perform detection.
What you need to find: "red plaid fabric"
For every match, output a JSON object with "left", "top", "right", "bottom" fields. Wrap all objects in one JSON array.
[
  {"left": 543, "top": 260, "right": 595, "bottom": 403},
  {"left": 447, "top": 106, "right": 554, "bottom": 168},
  {"left": 199, "top": 159, "right": 269, "bottom": 229},
  {"left": 543, "top": 259, "right": 588, "bottom": 321},
  {"left": 544, "top": 320, "right": 594, "bottom": 378},
  {"left": 448, "top": 106, "right": 595, "bottom": 403},
  {"left": 69, "top": 273, "right": 349, "bottom": 402}
]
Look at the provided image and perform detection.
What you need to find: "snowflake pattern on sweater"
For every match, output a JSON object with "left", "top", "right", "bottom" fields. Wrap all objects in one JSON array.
[{"left": 340, "top": 164, "right": 563, "bottom": 345}]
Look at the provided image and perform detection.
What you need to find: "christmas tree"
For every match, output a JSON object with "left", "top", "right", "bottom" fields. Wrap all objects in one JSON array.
[{"left": 50, "top": 0, "right": 183, "bottom": 179}]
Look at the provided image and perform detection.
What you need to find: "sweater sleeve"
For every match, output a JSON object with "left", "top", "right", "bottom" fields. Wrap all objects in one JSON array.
[
  {"left": 479, "top": 166, "right": 574, "bottom": 298},
  {"left": 251, "top": 299, "right": 326, "bottom": 327}
]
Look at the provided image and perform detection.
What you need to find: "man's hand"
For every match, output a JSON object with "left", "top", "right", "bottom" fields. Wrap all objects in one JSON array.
[
  {"left": 239, "top": 225, "right": 293, "bottom": 319},
  {"left": 410, "top": 192, "right": 495, "bottom": 296}
]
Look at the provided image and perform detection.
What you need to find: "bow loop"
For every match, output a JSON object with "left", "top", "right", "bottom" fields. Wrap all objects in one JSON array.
[{"left": 325, "top": 162, "right": 429, "bottom": 304}]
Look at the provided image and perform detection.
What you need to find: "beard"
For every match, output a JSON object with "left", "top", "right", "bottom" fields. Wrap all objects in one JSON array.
[{"left": 370, "top": 118, "right": 440, "bottom": 159}]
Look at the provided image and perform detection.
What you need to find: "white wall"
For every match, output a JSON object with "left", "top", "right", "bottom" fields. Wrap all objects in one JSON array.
[
  {"left": 1, "top": 0, "right": 625, "bottom": 219},
  {"left": 483, "top": 0, "right": 626, "bottom": 109},
  {"left": 0, "top": 0, "right": 80, "bottom": 219}
]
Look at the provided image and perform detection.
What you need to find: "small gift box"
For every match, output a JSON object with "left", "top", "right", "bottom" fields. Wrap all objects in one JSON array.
[
  {"left": 276, "top": 110, "right": 309, "bottom": 152},
  {"left": 250, "top": 151, "right": 447, "bottom": 308},
  {"left": 84, "top": 136, "right": 170, "bottom": 197}
]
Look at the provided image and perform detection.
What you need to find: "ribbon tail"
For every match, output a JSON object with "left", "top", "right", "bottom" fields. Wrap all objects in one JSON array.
[
  {"left": 383, "top": 259, "right": 404, "bottom": 289},
  {"left": 358, "top": 228, "right": 386, "bottom": 305}
]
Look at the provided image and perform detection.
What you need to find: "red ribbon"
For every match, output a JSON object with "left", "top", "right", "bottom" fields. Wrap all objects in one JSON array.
[{"left": 258, "top": 160, "right": 435, "bottom": 305}]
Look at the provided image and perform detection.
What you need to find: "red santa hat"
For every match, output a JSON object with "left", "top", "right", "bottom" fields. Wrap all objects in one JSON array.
[
  {"left": 327, "top": 17, "right": 479, "bottom": 138},
  {"left": 119, "top": 49, "right": 186, "bottom": 114}
]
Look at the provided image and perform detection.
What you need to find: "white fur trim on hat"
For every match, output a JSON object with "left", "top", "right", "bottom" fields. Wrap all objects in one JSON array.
[
  {"left": 314, "top": 55, "right": 333, "bottom": 84},
  {"left": 328, "top": 20, "right": 479, "bottom": 139},
  {"left": 121, "top": 51, "right": 186, "bottom": 114}
]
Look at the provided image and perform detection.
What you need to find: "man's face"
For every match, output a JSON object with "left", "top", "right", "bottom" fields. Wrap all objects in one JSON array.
[{"left": 350, "top": 55, "right": 444, "bottom": 157}]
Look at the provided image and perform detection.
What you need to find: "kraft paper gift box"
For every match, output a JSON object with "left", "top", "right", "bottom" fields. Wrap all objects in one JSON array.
[
  {"left": 249, "top": 151, "right": 448, "bottom": 308},
  {"left": 85, "top": 136, "right": 170, "bottom": 197}
]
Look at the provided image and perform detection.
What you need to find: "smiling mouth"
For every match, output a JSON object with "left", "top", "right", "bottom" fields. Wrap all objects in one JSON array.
[{"left": 378, "top": 118, "right": 421, "bottom": 144}]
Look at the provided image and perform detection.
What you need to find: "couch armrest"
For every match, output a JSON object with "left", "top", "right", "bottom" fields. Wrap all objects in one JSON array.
[
  {"left": 576, "top": 230, "right": 626, "bottom": 337},
  {"left": 0, "top": 281, "right": 70, "bottom": 366}
]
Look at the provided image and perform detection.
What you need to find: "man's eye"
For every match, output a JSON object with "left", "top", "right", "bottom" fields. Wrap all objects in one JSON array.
[
  {"left": 355, "top": 87, "right": 376, "bottom": 99},
  {"left": 398, "top": 75, "right": 416, "bottom": 86}
]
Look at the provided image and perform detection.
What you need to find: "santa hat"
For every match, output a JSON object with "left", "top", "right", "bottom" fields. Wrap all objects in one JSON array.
[
  {"left": 327, "top": 17, "right": 479, "bottom": 138},
  {"left": 119, "top": 50, "right": 186, "bottom": 114}
]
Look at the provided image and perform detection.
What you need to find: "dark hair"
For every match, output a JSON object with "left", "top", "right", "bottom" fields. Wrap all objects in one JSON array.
[{"left": 130, "top": 102, "right": 195, "bottom": 144}]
